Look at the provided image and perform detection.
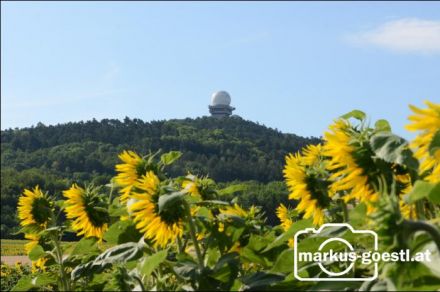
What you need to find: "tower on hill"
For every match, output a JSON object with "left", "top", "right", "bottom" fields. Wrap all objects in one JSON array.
[{"left": 209, "top": 91, "right": 235, "bottom": 118}]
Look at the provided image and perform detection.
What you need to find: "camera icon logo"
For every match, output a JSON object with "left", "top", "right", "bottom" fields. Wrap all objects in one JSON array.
[{"left": 293, "top": 223, "right": 378, "bottom": 281}]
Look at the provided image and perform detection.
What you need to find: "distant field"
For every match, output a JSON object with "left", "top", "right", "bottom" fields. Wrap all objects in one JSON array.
[
  {"left": 1, "top": 240, "right": 30, "bottom": 256},
  {"left": 1, "top": 239, "right": 113, "bottom": 257},
  {"left": 1, "top": 239, "right": 77, "bottom": 256}
]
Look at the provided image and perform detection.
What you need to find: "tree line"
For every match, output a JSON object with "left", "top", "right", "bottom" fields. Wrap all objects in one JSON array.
[{"left": 1, "top": 116, "right": 320, "bottom": 238}]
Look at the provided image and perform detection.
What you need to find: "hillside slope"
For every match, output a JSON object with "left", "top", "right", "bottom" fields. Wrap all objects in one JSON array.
[{"left": 1, "top": 116, "right": 320, "bottom": 237}]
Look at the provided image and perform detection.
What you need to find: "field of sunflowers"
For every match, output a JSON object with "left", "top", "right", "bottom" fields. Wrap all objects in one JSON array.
[{"left": 3, "top": 101, "right": 439, "bottom": 291}]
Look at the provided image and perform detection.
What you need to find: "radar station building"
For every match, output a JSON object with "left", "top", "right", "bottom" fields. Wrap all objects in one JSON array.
[{"left": 209, "top": 91, "right": 235, "bottom": 118}]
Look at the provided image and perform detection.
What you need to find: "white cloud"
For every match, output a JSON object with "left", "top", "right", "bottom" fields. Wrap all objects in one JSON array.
[{"left": 347, "top": 18, "right": 440, "bottom": 54}]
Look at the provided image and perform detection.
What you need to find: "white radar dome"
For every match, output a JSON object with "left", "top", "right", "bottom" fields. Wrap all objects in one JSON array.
[{"left": 211, "top": 91, "right": 231, "bottom": 106}]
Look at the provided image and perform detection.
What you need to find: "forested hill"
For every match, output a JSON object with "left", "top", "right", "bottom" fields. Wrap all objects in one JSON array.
[
  {"left": 1, "top": 116, "right": 320, "bottom": 237},
  {"left": 1, "top": 116, "right": 320, "bottom": 182}
]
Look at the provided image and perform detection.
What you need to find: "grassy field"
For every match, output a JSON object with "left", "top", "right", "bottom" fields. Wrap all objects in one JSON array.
[
  {"left": 1, "top": 239, "right": 77, "bottom": 256},
  {"left": 1, "top": 239, "right": 114, "bottom": 257},
  {"left": 1, "top": 240, "right": 31, "bottom": 256}
]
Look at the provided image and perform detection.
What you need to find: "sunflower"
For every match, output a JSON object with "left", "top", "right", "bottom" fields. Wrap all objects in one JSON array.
[
  {"left": 323, "top": 120, "right": 379, "bottom": 213},
  {"left": 284, "top": 144, "right": 330, "bottom": 226},
  {"left": 115, "top": 151, "right": 147, "bottom": 203},
  {"left": 400, "top": 201, "right": 417, "bottom": 220},
  {"left": 63, "top": 184, "right": 109, "bottom": 240},
  {"left": 129, "top": 171, "right": 185, "bottom": 247},
  {"left": 18, "top": 186, "right": 52, "bottom": 229},
  {"left": 276, "top": 204, "right": 293, "bottom": 231},
  {"left": 220, "top": 203, "right": 248, "bottom": 217},
  {"left": 220, "top": 203, "right": 257, "bottom": 219},
  {"left": 181, "top": 175, "right": 203, "bottom": 222},
  {"left": 24, "top": 233, "right": 48, "bottom": 273},
  {"left": 182, "top": 178, "right": 201, "bottom": 198},
  {"left": 24, "top": 233, "right": 39, "bottom": 254},
  {"left": 15, "top": 262, "right": 23, "bottom": 271},
  {"left": 301, "top": 144, "right": 324, "bottom": 166},
  {"left": 31, "top": 258, "right": 47, "bottom": 274},
  {"left": 276, "top": 204, "right": 295, "bottom": 247},
  {"left": 406, "top": 101, "right": 440, "bottom": 183},
  {"left": 217, "top": 204, "right": 258, "bottom": 233},
  {"left": 181, "top": 174, "right": 217, "bottom": 202},
  {"left": 394, "top": 173, "right": 417, "bottom": 219}
]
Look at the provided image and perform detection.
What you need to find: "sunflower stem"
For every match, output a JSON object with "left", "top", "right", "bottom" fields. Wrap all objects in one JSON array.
[
  {"left": 339, "top": 200, "right": 349, "bottom": 222},
  {"left": 415, "top": 201, "right": 425, "bottom": 220},
  {"left": 176, "top": 237, "right": 183, "bottom": 253},
  {"left": 49, "top": 213, "right": 70, "bottom": 291},
  {"left": 53, "top": 237, "right": 70, "bottom": 291},
  {"left": 426, "top": 202, "right": 437, "bottom": 219},
  {"left": 185, "top": 202, "right": 204, "bottom": 270},
  {"left": 108, "top": 178, "right": 115, "bottom": 205},
  {"left": 402, "top": 220, "right": 440, "bottom": 252}
]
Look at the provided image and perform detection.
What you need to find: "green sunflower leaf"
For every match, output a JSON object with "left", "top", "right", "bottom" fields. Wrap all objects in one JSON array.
[
  {"left": 109, "top": 197, "right": 128, "bottom": 217},
  {"left": 139, "top": 249, "right": 168, "bottom": 277},
  {"left": 196, "top": 200, "right": 230, "bottom": 207},
  {"left": 239, "top": 272, "right": 285, "bottom": 290},
  {"left": 160, "top": 151, "right": 182, "bottom": 165},
  {"left": 10, "top": 274, "right": 56, "bottom": 292},
  {"left": 173, "top": 259, "right": 198, "bottom": 281},
  {"left": 349, "top": 203, "right": 367, "bottom": 228},
  {"left": 158, "top": 191, "right": 186, "bottom": 214},
  {"left": 31, "top": 273, "right": 58, "bottom": 288},
  {"left": 341, "top": 110, "right": 366, "bottom": 122},
  {"left": 55, "top": 200, "right": 65, "bottom": 209},
  {"left": 270, "top": 249, "right": 295, "bottom": 274},
  {"left": 104, "top": 220, "right": 143, "bottom": 245},
  {"left": 71, "top": 241, "right": 144, "bottom": 280},
  {"left": 93, "top": 206, "right": 109, "bottom": 213},
  {"left": 11, "top": 276, "right": 33, "bottom": 291},
  {"left": 375, "top": 119, "right": 392, "bottom": 132},
  {"left": 370, "top": 132, "right": 419, "bottom": 171},
  {"left": 262, "top": 219, "right": 313, "bottom": 252},
  {"left": 310, "top": 281, "right": 363, "bottom": 291},
  {"left": 211, "top": 252, "right": 240, "bottom": 288},
  {"left": 68, "top": 237, "right": 100, "bottom": 258},
  {"left": 29, "top": 244, "right": 45, "bottom": 261},
  {"left": 217, "top": 184, "right": 248, "bottom": 196},
  {"left": 14, "top": 223, "right": 42, "bottom": 235},
  {"left": 404, "top": 180, "right": 440, "bottom": 204},
  {"left": 429, "top": 130, "right": 440, "bottom": 156}
]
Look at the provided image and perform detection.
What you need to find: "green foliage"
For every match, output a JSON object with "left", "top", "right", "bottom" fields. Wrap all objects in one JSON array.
[
  {"left": 429, "top": 130, "right": 440, "bottom": 156},
  {"left": 103, "top": 220, "right": 143, "bottom": 245},
  {"left": 68, "top": 237, "right": 101, "bottom": 260},
  {"left": 375, "top": 119, "right": 392, "bottom": 132},
  {"left": 160, "top": 151, "right": 182, "bottom": 166},
  {"left": 404, "top": 181, "right": 440, "bottom": 204},
  {"left": 28, "top": 245, "right": 45, "bottom": 261},
  {"left": 239, "top": 271, "right": 285, "bottom": 290},
  {"left": 340, "top": 109, "right": 366, "bottom": 121},
  {"left": 1, "top": 263, "right": 32, "bottom": 291},
  {"left": 138, "top": 249, "right": 168, "bottom": 278},
  {"left": 72, "top": 241, "right": 145, "bottom": 281},
  {"left": 263, "top": 219, "right": 313, "bottom": 252},
  {"left": 220, "top": 181, "right": 292, "bottom": 225},
  {"left": 370, "top": 132, "right": 419, "bottom": 171},
  {"left": 11, "top": 273, "right": 57, "bottom": 291},
  {"left": 1, "top": 117, "right": 319, "bottom": 238},
  {"left": 5, "top": 103, "right": 440, "bottom": 291},
  {"left": 158, "top": 191, "right": 187, "bottom": 214}
]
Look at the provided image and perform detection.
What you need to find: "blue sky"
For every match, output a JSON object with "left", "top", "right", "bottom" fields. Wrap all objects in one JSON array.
[{"left": 2, "top": 2, "right": 440, "bottom": 138}]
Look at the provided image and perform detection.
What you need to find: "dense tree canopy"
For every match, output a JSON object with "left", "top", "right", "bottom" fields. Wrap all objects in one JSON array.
[{"left": 1, "top": 116, "right": 320, "bottom": 238}]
